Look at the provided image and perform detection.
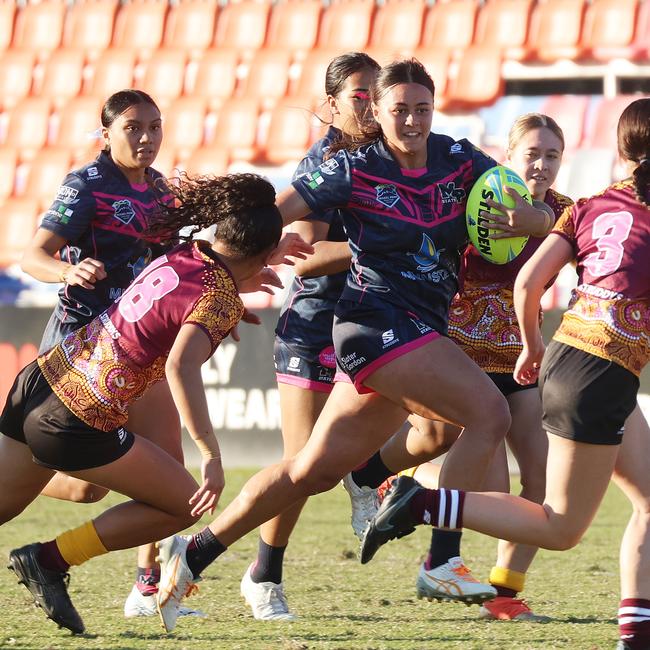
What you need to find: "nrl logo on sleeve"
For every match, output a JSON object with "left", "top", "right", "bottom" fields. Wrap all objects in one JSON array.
[
  {"left": 55, "top": 185, "right": 79, "bottom": 205},
  {"left": 437, "top": 181, "right": 466, "bottom": 204},
  {"left": 112, "top": 199, "right": 136, "bottom": 224},
  {"left": 375, "top": 183, "right": 400, "bottom": 208}
]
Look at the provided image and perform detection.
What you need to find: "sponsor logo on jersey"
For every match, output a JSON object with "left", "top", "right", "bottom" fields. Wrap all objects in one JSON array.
[
  {"left": 86, "top": 166, "right": 101, "bottom": 180},
  {"left": 449, "top": 143, "right": 463, "bottom": 154},
  {"left": 306, "top": 171, "right": 324, "bottom": 189},
  {"left": 408, "top": 233, "right": 444, "bottom": 272},
  {"left": 319, "top": 158, "right": 339, "bottom": 175},
  {"left": 288, "top": 356, "right": 301, "bottom": 371},
  {"left": 318, "top": 345, "right": 337, "bottom": 369},
  {"left": 112, "top": 199, "right": 136, "bottom": 225},
  {"left": 56, "top": 185, "right": 79, "bottom": 204},
  {"left": 375, "top": 183, "right": 400, "bottom": 208},
  {"left": 117, "top": 427, "right": 128, "bottom": 444},
  {"left": 99, "top": 312, "right": 121, "bottom": 339},
  {"left": 55, "top": 204, "right": 74, "bottom": 224},
  {"left": 341, "top": 352, "right": 366, "bottom": 370},
  {"left": 381, "top": 329, "right": 399, "bottom": 348},
  {"left": 409, "top": 317, "right": 433, "bottom": 334},
  {"left": 437, "top": 181, "right": 466, "bottom": 204}
]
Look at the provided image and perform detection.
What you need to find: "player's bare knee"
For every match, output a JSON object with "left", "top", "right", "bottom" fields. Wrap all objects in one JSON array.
[{"left": 70, "top": 484, "right": 110, "bottom": 503}]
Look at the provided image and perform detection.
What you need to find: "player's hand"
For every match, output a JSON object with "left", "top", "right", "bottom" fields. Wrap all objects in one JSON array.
[
  {"left": 238, "top": 267, "right": 283, "bottom": 294},
  {"left": 229, "top": 309, "right": 262, "bottom": 342},
  {"left": 189, "top": 457, "right": 225, "bottom": 517},
  {"left": 482, "top": 187, "right": 544, "bottom": 239},
  {"left": 513, "top": 339, "right": 545, "bottom": 385},
  {"left": 267, "top": 232, "right": 314, "bottom": 266},
  {"left": 64, "top": 258, "right": 107, "bottom": 289}
]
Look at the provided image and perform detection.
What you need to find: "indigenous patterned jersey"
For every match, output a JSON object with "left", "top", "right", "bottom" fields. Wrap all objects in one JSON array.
[
  {"left": 552, "top": 180, "right": 650, "bottom": 376},
  {"left": 276, "top": 126, "right": 347, "bottom": 348},
  {"left": 292, "top": 134, "right": 497, "bottom": 334},
  {"left": 38, "top": 241, "right": 244, "bottom": 431},
  {"left": 41, "top": 150, "right": 170, "bottom": 326},
  {"left": 449, "top": 189, "right": 574, "bottom": 373}
]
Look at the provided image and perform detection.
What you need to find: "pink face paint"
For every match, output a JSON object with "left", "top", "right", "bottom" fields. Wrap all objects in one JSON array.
[{"left": 353, "top": 91, "right": 370, "bottom": 101}]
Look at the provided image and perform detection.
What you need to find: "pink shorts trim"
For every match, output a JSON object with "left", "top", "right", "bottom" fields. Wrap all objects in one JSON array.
[
  {"left": 276, "top": 373, "right": 333, "bottom": 393},
  {"left": 333, "top": 370, "right": 375, "bottom": 395}
]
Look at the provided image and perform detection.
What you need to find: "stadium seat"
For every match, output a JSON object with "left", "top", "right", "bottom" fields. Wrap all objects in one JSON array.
[
  {"left": 62, "top": 0, "right": 118, "bottom": 61},
  {"left": 4, "top": 98, "right": 51, "bottom": 161},
  {"left": 0, "top": 198, "right": 40, "bottom": 268},
  {"left": 184, "top": 145, "right": 229, "bottom": 176},
  {"left": 160, "top": 96, "right": 207, "bottom": 162},
  {"left": 589, "top": 0, "right": 649, "bottom": 62},
  {"left": 50, "top": 97, "right": 103, "bottom": 161},
  {"left": 139, "top": 49, "right": 188, "bottom": 108},
  {"left": 11, "top": 0, "right": 65, "bottom": 59},
  {"left": 36, "top": 49, "right": 86, "bottom": 110},
  {"left": 445, "top": 46, "right": 504, "bottom": 110},
  {"left": 188, "top": 48, "right": 239, "bottom": 111},
  {"left": 0, "top": 1, "right": 15, "bottom": 53},
  {"left": 265, "top": 0, "right": 322, "bottom": 58},
  {"left": 584, "top": 95, "right": 639, "bottom": 150},
  {"left": 473, "top": 0, "right": 534, "bottom": 61},
  {"left": 317, "top": 0, "right": 375, "bottom": 52},
  {"left": 84, "top": 48, "right": 137, "bottom": 99},
  {"left": 369, "top": 0, "right": 426, "bottom": 57},
  {"left": 264, "top": 100, "right": 314, "bottom": 165},
  {"left": 539, "top": 94, "right": 590, "bottom": 152},
  {"left": 290, "top": 50, "right": 340, "bottom": 107},
  {"left": 0, "top": 50, "right": 35, "bottom": 111},
  {"left": 0, "top": 147, "right": 17, "bottom": 202},
  {"left": 112, "top": 0, "right": 168, "bottom": 59},
  {"left": 21, "top": 147, "right": 73, "bottom": 211},
  {"left": 526, "top": 0, "right": 587, "bottom": 62},
  {"left": 208, "top": 98, "right": 260, "bottom": 162},
  {"left": 213, "top": 1, "right": 271, "bottom": 59},
  {"left": 579, "top": 0, "right": 639, "bottom": 62},
  {"left": 420, "top": 0, "right": 478, "bottom": 60},
  {"left": 163, "top": 0, "right": 218, "bottom": 58},
  {"left": 151, "top": 145, "right": 178, "bottom": 178},
  {"left": 411, "top": 47, "right": 451, "bottom": 111},
  {"left": 240, "top": 49, "right": 292, "bottom": 110}
]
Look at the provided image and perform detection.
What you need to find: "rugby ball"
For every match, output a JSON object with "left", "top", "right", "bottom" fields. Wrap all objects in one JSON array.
[{"left": 466, "top": 165, "right": 531, "bottom": 264}]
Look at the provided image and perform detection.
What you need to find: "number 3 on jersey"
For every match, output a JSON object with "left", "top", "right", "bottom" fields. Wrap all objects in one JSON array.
[
  {"left": 584, "top": 211, "right": 634, "bottom": 277},
  {"left": 118, "top": 255, "right": 180, "bottom": 322}
]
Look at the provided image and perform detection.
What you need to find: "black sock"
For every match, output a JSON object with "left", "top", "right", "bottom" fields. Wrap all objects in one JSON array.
[
  {"left": 186, "top": 527, "right": 227, "bottom": 579},
  {"left": 250, "top": 538, "right": 286, "bottom": 584},
  {"left": 495, "top": 586, "right": 518, "bottom": 598},
  {"left": 425, "top": 529, "right": 462, "bottom": 570},
  {"left": 351, "top": 451, "right": 393, "bottom": 489}
]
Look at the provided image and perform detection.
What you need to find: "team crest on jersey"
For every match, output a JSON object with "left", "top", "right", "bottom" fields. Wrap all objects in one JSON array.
[
  {"left": 319, "top": 158, "right": 339, "bottom": 175},
  {"left": 112, "top": 199, "right": 136, "bottom": 225},
  {"left": 437, "top": 182, "right": 466, "bottom": 204},
  {"left": 408, "top": 233, "right": 444, "bottom": 272},
  {"left": 55, "top": 185, "right": 79, "bottom": 205},
  {"left": 375, "top": 184, "right": 400, "bottom": 208}
]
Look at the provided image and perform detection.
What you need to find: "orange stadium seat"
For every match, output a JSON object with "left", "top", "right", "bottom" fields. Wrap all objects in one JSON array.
[
  {"left": 589, "top": 0, "right": 649, "bottom": 62},
  {"left": 188, "top": 48, "right": 239, "bottom": 111},
  {"left": 290, "top": 50, "right": 339, "bottom": 107},
  {"left": 584, "top": 95, "right": 639, "bottom": 150},
  {"left": 163, "top": 0, "right": 218, "bottom": 58},
  {"left": 445, "top": 46, "right": 504, "bottom": 110},
  {"left": 539, "top": 94, "right": 590, "bottom": 152},
  {"left": 0, "top": 50, "right": 35, "bottom": 111},
  {"left": 0, "top": 147, "right": 17, "bottom": 202},
  {"left": 0, "top": 1, "right": 16, "bottom": 53},
  {"left": 420, "top": 0, "right": 478, "bottom": 59},
  {"left": 317, "top": 0, "right": 375, "bottom": 52},
  {"left": 208, "top": 98, "right": 260, "bottom": 162},
  {"left": 473, "top": 0, "right": 534, "bottom": 61},
  {"left": 50, "top": 97, "right": 103, "bottom": 161},
  {"left": 11, "top": 0, "right": 65, "bottom": 59},
  {"left": 4, "top": 98, "right": 51, "bottom": 161},
  {"left": 0, "top": 198, "right": 40, "bottom": 268},
  {"left": 139, "top": 48, "right": 188, "bottom": 108},
  {"left": 112, "top": 0, "right": 168, "bottom": 59},
  {"left": 62, "top": 0, "right": 118, "bottom": 61},
  {"left": 526, "top": 0, "right": 587, "bottom": 62},
  {"left": 411, "top": 47, "right": 451, "bottom": 110},
  {"left": 264, "top": 100, "right": 314, "bottom": 165},
  {"left": 213, "top": 1, "right": 271, "bottom": 59},
  {"left": 151, "top": 145, "right": 178, "bottom": 178},
  {"left": 265, "top": 0, "right": 322, "bottom": 58},
  {"left": 240, "top": 49, "right": 292, "bottom": 110},
  {"left": 579, "top": 0, "right": 639, "bottom": 62},
  {"left": 36, "top": 49, "right": 85, "bottom": 109},
  {"left": 184, "top": 146, "right": 229, "bottom": 176},
  {"left": 369, "top": 0, "right": 426, "bottom": 57},
  {"left": 84, "top": 48, "right": 137, "bottom": 99},
  {"left": 161, "top": 96, "right": 207, "bottom": 162},
  {"left": 21, "top": 147, "right": 73, "bottom": 210}
]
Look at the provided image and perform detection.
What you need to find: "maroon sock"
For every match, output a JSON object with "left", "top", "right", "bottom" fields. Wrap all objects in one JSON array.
[
  {"left": 495, "top": 586, "right": 518, "bottom": 598},
  {"left": 136, "top": 567, "right": 160, "bottom": 596},
  {"left": 409, "top": 488, "right": 438, "bottom": 524},
  {"left": 409, "top": 488, "right": 466, "bottom": 529},
  {"left": 37, "top": 540, "right": 70, "bottom": 573},
  {"left": 619, "top": 598, "right": 650, "bottom": 649}
]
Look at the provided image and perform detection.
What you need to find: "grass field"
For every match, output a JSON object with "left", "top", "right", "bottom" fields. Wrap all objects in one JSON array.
[{"left": 0, "top": 468, "right": 628, "bottom": 650}]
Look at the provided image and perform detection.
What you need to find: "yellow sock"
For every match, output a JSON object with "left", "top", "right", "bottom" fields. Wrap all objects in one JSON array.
[
  {"left": 55, "top": 520, "right": 109, "bottom": 567},
  {"left": 397, "top": 466, "right": 419, "bottom": 478},
  {"left": 489, "top": 566, "right": 526, "bottom": 594}
]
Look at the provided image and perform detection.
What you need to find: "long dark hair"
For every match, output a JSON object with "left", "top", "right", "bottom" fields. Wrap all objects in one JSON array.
[
  {"left": 617, "top": 97, "right": 650, "bottom": 208},
  {"left": 149, "top": 174, "right": 282, "bottom": 258},
  {"left": 325, "top": 51, "right": 380, "bottom": 98},
  {"left": 101, "top": 89, "right": 160, "bottom": 153},
  {"left": 327, "top": 58, "right": 435, "bottom": 157}
]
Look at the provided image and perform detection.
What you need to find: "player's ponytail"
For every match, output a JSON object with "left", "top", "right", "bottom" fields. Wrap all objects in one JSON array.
[{"left": 617, "top": 98, "right": 650, "bottom": 208}]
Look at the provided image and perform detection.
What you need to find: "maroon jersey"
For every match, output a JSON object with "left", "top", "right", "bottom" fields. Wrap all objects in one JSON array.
[
  {"left": 39, "top": 241, "right": 244, "bottom": 430},
  {"left": 448, "top": 189, "right": 573, "bottom": 372},
  {"left": 552, "top": 179, "right": 650, "bottom": 376}
]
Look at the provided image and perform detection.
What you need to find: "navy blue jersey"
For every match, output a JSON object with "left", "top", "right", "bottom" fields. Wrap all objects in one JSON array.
[
  {"left": 293, "top": 134, "right": 497, "bottom": 334},
  {"left": 276, "top": 127, "right": 348, "bottom": 348},
  {"left": 40, "top": 150, "right": 170, "bottom": 329}
]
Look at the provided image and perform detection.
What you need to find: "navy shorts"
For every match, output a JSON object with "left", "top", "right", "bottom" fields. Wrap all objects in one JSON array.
[
  {"left": 539, "top": 340, "right": 639, "bottom": 445},
  {"left": 274, "top": 337, "right": 336, "bottom": 393},
  {"left": 333, "top": 300, "right": 441, "bottom": 392},
  {"left": 0, "top": 360, "right": 135, "bottom": 470}
]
